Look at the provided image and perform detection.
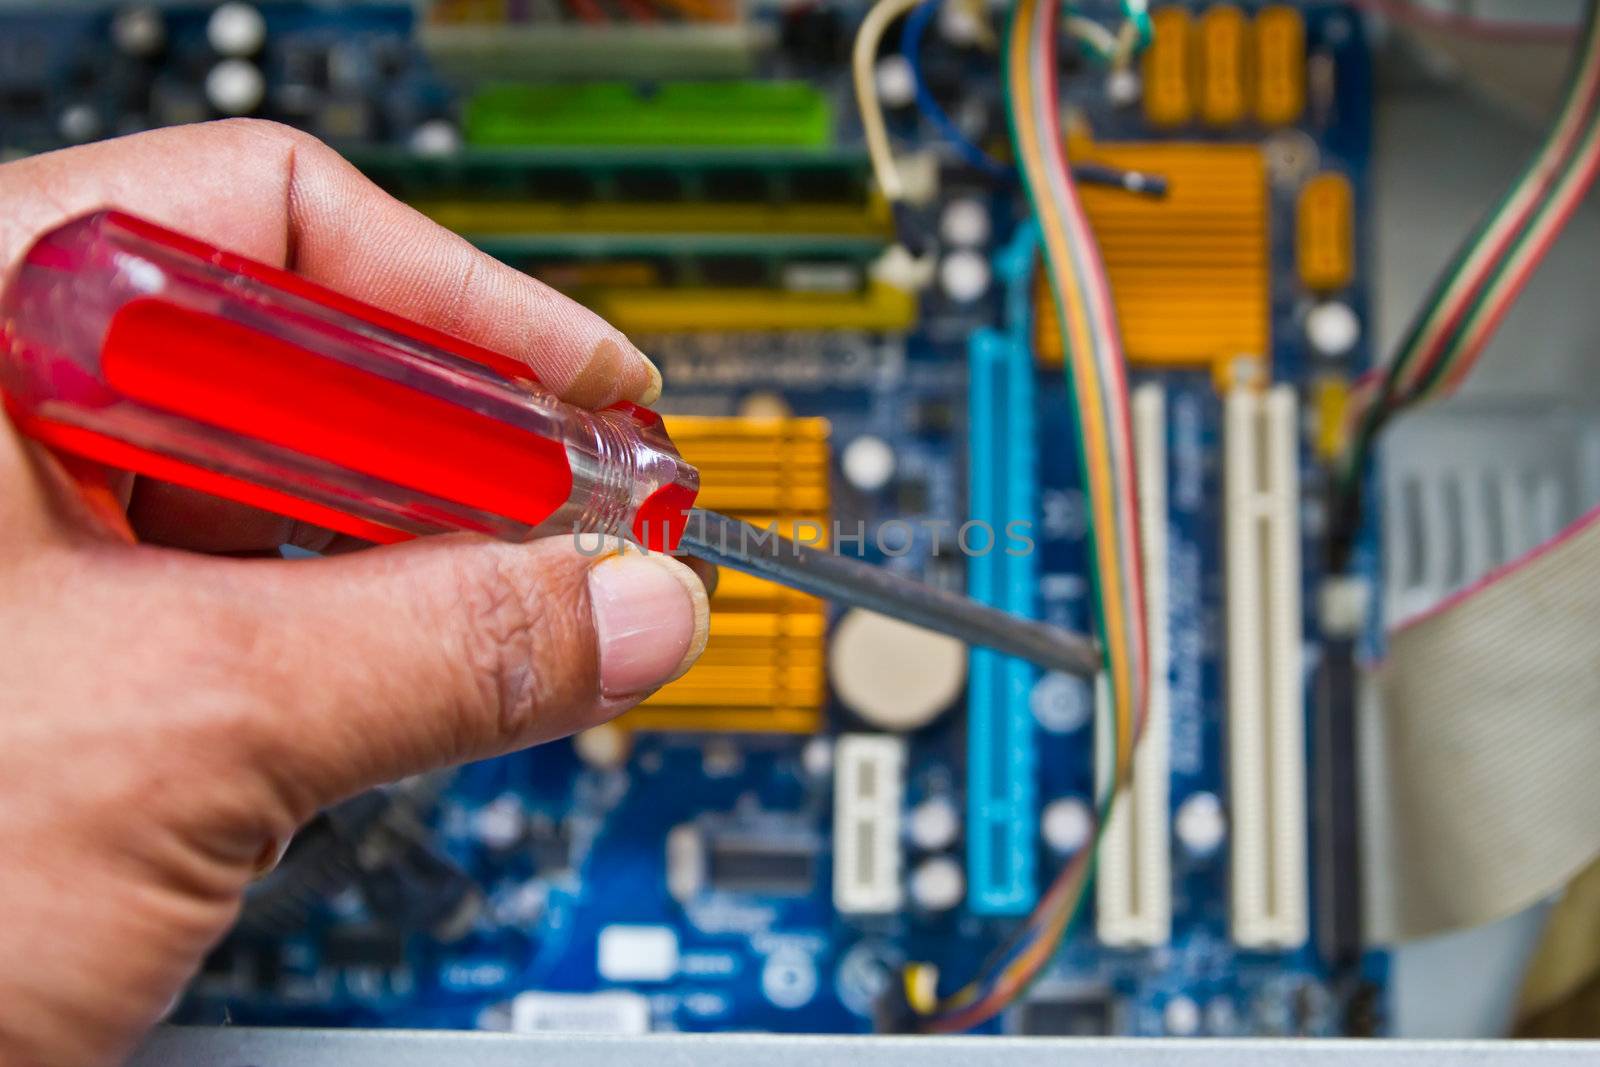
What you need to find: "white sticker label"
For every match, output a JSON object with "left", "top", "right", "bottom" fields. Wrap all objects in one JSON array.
[{"left": 509, "top": 991, "right": 651, "bottom": 1035}]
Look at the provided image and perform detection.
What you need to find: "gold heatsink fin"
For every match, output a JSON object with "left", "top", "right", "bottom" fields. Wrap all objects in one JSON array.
[
  {"left": 620, "top": 416, "right": 831, "bottom": 734},
  {"left": 1037, "top": 140, "right": 1270, "bottom": 388}
]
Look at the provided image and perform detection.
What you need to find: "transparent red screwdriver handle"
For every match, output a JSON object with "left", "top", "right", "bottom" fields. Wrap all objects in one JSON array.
[{"left": 0, "top": 211, "right": 699, "bottom": 550}]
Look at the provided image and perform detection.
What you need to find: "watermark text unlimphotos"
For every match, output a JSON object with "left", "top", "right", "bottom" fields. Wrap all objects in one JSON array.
[{"left": 572, "top": 514, "right": 1034, "bottom": 559}]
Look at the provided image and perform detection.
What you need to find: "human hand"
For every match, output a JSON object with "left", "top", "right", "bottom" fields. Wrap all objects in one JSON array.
[{"left": 0, "top": 119, "right": 710, "bottom": 1067}]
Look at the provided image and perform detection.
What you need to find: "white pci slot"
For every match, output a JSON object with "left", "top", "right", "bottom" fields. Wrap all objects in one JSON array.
[
  {"left": 1225, "top": 386, "right": 1309, "bottom": 950},
  {"left": 1096, "top": 385, "right": 1173, "bottom": 948},
  {"left": 832, "top": 734, "right": 906, "bottom": 914}
]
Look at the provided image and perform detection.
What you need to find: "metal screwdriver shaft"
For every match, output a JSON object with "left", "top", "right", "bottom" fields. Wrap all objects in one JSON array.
[{"left": 678, "top": 509, "right": 1101, "bottom": 679}]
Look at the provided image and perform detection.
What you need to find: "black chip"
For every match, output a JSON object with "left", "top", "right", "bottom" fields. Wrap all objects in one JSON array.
[
  {"left": 322, "top": 925, "right": 407, "bottom": 970},
  {"left": 1016, "top": 996, "right": 1115, "bottom": 1036},
  {"left": 708, "top": 837, "right": 816, "bottom": 896}
]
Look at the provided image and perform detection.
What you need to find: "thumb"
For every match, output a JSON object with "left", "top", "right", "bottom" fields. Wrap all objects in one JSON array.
[{"left": 215, "top": 535, "right": 709, "bottom": 813}]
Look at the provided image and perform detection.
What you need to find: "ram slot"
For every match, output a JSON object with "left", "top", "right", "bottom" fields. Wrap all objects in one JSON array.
[
  {"left": 832, "top": 734, "right": 906, "bottom": 914},
  {"left": 1225, "top": 386, "right": 1309, "bottom": 949},
  {"left": 1096, "top": 384, "right": 1172, "bottom": 947},
  {"left": 965, "top": 322, "right": 1039, "bottom": 915}
]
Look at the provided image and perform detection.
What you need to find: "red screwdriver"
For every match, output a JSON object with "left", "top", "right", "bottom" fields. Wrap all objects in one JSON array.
[{"left": 0, "top": 210, "right": 1097, "bottom": 678}]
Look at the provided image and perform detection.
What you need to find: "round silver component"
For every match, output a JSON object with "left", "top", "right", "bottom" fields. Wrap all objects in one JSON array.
[
  {"left": 1306, "top": 300, "right": 1361, "bottom": 357},
  {"left": 875, "top": 55, "right": 917, "bottom": 109},
  {"left": 938, "top": 2, "right": 982, "bottom": 46},
  {"left": 907, "top": 796, "right": 960, "bottom": 852},
  {"left": 1107, "top": 69, "right": 1141, "bottom": 107},
  {"left": 409, "top": 119, "right": 462, "bottom": 158},
  {"left": 1164, "top": 995, "right": 1202, "bottom": 1036},
  {"left": 1030, "top": 671, "right": 1093, "bottom": 733},
  {"left": 1265, "top": 130, "right": 1321, "bottom": 188},
  {"left": 112, "top": 6, "right": 165, "bottom": 57},
  {"left": 207, "top": 2, "right": 267, "bottom": 57},
  {"left": 762, "top": 949, "right": 818, "bottom": 1009},
  {"left": 940, "top": 250, "right": 991, "bottom": 302},
  {"left": 1041, "top": 796, "right": 1093, "bottom": 855},
  {"left": 57, "top": 104, "right": 101, "bottom": 144},
  {"left": 1175, "top": 791, "right": 1227, "bottom": 856},
  {"left": 204, "top": 59, "right": 265, "bottom": 115},
  {"left": 829, "top": 609, "right": 967, "bottom": 732},
  {"left": 841, "top": 434, "right": 897, "bottom": 493},
  {"left": 940, "top": 198, "right": 991, "bottom": 247},
  {"left": 800, "top": 737, "right": 833, "bottom": 779},
  {"left": 909, "top": 855, "right": 965, "bottom": 912}
]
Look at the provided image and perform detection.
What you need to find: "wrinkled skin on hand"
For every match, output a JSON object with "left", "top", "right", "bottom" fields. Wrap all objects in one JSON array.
[{"left": 0, "top": 119, "right": 709, "bottom": 1067}]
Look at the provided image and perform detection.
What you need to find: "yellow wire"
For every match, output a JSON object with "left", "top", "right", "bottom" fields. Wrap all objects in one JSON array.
[
  {"left": 1010, "top": 0, "right": 1135, "bottom": 775},
  {"left": 920, "top": 0, "right": 1147, "bottom": 1028}
]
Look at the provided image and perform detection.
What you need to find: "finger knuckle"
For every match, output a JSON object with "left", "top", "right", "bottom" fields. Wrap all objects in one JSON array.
[
  {"left": 450, "top": 549, "right": 563, "bottom": 743},
  {"left": 211, "top": 116, "right": 319, "bottom": 149}
]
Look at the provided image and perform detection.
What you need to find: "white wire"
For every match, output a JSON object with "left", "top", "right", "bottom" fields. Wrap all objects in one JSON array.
[
  {"left": 1063, "top": 13, "right": 1119, "bottom": 59},
  {"left": 853, "top": 0, "right": 924, "bottom": 204}
]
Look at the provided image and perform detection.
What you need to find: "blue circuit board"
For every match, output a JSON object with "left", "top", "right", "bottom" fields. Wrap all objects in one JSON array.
[{"left": 0, "top": 0, "right": 1384, "bottom": 1041}]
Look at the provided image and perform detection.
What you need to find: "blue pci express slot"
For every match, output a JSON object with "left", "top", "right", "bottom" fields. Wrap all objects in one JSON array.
[{"left": 965, "top": 226, "right": 1040, "bottom": 915}]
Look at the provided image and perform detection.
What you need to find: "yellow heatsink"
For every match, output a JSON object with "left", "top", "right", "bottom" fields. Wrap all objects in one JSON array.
[
  {"left": 1037, "top": 141, "right": 1270, "bottom": 387},
  {"left": 620, "top": 416, "right": 831, "bottom": 734}
]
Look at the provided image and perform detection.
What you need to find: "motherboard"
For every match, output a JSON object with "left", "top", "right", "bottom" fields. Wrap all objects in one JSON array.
[{"left": 0, "top": 0, "right": 1385, "bottom": 1038}]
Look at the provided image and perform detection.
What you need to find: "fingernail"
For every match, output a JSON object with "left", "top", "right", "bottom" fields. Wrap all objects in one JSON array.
[
  {"left": 588, "top": 553, "right": 710, "bottom": 698},
  {"left": 638, "top": 354, "right": 663, "bottom": 405},
  {"left": 565, "top": 338, "right": 661, "bottom": 408}
]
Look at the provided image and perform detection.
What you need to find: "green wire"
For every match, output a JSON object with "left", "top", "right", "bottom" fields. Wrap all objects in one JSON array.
[
  {"left": 1412, "top": 112, "right": 1600, "bottom": 404},
  {"left": 1344, "top": 0, "right": 1600, "bottom": 485},
  {"left": 1121, "top": 0, "right": 1153, "bottom": 49},
  {"left": 956, "top": 0, "right": 1121, "bottom": 1021}
]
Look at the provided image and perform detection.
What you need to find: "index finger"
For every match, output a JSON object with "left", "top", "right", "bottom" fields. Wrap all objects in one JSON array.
[{"left": 0, "top": 118, "right": 659, "bottom": 409}]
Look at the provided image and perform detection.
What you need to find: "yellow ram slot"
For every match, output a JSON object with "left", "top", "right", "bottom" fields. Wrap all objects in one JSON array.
[
  {"left": 586, "top": 280, "right": 917, "bottom": 334},
  {"left": 621, "top": 416, "right": 832, "bottom": 734},
  {"left": 410, "top": 199, "right": 891, "bottom": 238},
  {"left": 1040, "top": 142, "right": 1269, "bottom": 386},
  {"left": 1143, "top": 7, "right": 1195, "bottom": 128},
  {"left": 1255, "top": 6, "right": 1306, "bottom": 126},
  {"left": 1199, "top": 6, "right": 1249, "bottom": 128},
  {"left": 1297, "top": 171, "right": 1355, "bottom": 292}
]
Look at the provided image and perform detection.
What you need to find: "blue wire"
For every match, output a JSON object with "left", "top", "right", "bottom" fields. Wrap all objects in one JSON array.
[
  {"left": 901, "top": 3, "right": 1170, "bottom": 199},
  {"left": 903, "top": 0, "right": 1016, "bottom": 182}
]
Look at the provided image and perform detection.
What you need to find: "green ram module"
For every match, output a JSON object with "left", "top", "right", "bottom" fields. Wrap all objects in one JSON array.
[{"left": 464, "top": 82, "right": 833, "bottom": 149}]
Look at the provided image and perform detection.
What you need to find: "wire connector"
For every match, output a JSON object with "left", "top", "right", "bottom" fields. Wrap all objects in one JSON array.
[{"left": 872, "top": 241, "right": 938, "bottom": 291}]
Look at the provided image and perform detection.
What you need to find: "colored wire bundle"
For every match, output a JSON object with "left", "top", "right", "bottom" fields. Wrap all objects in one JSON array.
[
  {"left": 859, "top": 0, "right": 1165, "bottom": 222},
  {"left": 1337, "top": 0, "right": 1600, "bottom": 504},
  {"left": 1065, "top": 0, "right": 1150, "bottom": 64},
  {"left": 902, "top": 0, "right": 1148, "bottom": 1031},
  {"left": 900, "top": 0, "right": 1155, "bottom": 184}
]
